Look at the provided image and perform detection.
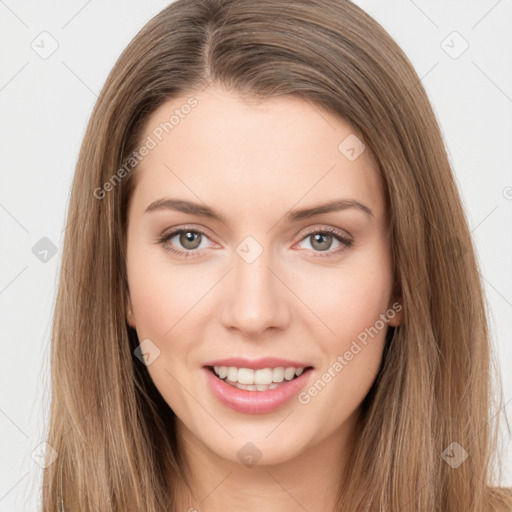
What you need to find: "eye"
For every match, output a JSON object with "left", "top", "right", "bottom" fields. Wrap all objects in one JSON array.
[
  {"left": 295, "top": 227, "right": 353, "bottom": 257},
  {"left": 157, "top": 225, "right": 353, "bottom": 259},
  {"left": 157, "top": 227, "right": 213, "bottom": 258}
]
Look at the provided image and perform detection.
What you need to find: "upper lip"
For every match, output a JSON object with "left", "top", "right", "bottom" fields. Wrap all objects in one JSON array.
[{"left": 203, "top": 357, "right": 314, "bottom": 370}]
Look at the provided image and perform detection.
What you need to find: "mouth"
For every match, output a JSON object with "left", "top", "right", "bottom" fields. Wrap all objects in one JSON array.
[
  {"left": 205, "top": 364, "right": 314, "bottom": 392},
  {"left": 203, "top": 362, "right": 315, "bottom": 414}
]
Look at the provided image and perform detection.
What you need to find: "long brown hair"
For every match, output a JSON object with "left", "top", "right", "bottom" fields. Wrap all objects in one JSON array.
[{"left": 43, "top": 0, "right": 511, "bottom": 510}]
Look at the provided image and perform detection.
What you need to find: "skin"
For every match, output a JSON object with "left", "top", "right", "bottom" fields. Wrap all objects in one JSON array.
[{"left": 125, "top": 86, "right": 402, "bottom": 511}]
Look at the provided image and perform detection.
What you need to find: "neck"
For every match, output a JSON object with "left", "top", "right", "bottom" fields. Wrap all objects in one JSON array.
[{"left": 172, "top": 412, "right": 358, "bottom": 512}]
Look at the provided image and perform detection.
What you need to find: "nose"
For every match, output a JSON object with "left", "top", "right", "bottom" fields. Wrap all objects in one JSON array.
[{"left": 221, "top": 245, "right": 291, "bottom": 336}]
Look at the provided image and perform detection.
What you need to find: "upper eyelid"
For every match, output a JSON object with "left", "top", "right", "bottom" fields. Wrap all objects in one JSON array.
[
  {"left": 301, "top": 225, "right": 352, "bottom": 239},
  {"left": 159, "top": 224, "right": 215, "bottom": 241}
]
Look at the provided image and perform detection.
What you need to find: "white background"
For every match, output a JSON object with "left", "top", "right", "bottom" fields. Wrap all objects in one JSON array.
[{"left": 1, "top": 1, "right": 511, "bottom": 509}]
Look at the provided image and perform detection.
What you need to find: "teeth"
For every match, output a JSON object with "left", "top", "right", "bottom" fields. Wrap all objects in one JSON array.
[
  {"left": 284, "top": 367, "right": 296, "bottom": 381},
  {"left": 227, "top": 366, "right": 238, "bottom": 382},
  {"left": 228, "top": 381, "right": 279, "bottom": 391},
  {"left": 272, "top": 367, "right": 285, "bottom": 383},
  {"left": 212, "top": 365, "right": 307, "bottom": 385}
]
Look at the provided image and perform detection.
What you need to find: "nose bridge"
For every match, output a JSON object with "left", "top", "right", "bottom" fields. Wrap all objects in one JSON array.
[{"left": 222, "top": 237, "right": 290, "bottom": 334}]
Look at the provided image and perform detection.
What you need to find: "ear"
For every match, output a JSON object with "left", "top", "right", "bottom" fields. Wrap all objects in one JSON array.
[{"left": 386, "top": 298, "right": 403, "bottom": 327}]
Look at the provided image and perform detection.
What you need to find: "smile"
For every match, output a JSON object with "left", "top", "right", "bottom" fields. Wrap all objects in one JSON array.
[
  {"left": 210, "top": 365, "right": 307, "bottom": 390},
  {"left": 203, "top": 363, "right": 314, "bottom": 414}
]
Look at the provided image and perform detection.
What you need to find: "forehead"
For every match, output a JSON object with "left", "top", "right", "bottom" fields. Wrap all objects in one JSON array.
[{"left": 129, "top": 87, "right": 385, "bottom": 220}]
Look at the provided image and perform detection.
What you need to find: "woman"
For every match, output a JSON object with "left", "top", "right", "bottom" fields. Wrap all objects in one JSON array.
[{"left": 42, "top": 0, "right": 512, "bottom": 510}]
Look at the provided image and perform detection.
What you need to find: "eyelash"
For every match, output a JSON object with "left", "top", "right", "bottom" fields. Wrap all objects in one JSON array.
[{"left": 156, "top": 226, "right": 353, "bottom": 259}]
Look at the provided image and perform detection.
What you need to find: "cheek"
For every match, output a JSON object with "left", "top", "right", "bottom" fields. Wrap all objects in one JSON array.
[
  {"left": 126, "top": 246, "right": 210, "bottom": 410},
  {"left": 292, "top": 251, "right": 394, "bottom": 344},
  {"left": 292, "top": 248, "right": 393, "bottom": 414},
  {"left": 126, "top": 241, "right": 211, "bottom": 339}
]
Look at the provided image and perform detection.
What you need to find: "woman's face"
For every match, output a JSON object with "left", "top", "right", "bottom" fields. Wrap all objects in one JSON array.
[{"left": 125, "top": 86, "right": 401, "bottom": 467}]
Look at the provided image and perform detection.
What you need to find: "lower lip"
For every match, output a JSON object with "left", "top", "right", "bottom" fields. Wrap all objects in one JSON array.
[{"left": 203, "top": 367, "right": 313, "bottom": 414}]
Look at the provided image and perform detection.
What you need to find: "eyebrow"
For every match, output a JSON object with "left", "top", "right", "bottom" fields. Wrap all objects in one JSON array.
[{"left": 144, "top": 197, "right": 374, "bottom": 224}]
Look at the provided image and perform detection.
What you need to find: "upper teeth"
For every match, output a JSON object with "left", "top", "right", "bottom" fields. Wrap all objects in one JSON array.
[{"left": 213, "top": 366, "right": 305, "bottom": 385}]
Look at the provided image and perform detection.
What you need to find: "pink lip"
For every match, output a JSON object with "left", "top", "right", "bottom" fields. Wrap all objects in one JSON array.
[
  {"left": 202, "top": 357, "right": 313, "bottom": 370},
  {"left": 202, "top": 366, "right": 314, "bottom": 414}
]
